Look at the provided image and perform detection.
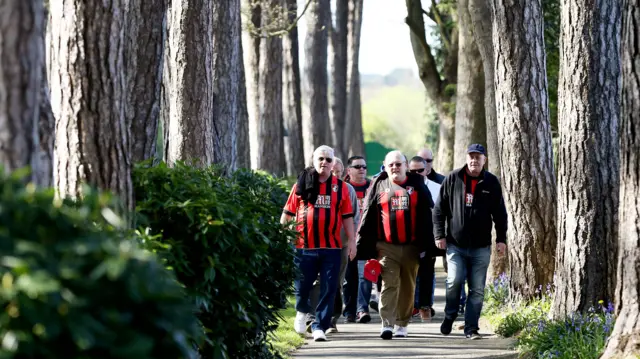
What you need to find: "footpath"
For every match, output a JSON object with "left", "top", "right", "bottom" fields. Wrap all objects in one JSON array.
[{"left": 293, "top": 258, "right": 517, "bottom": 359}]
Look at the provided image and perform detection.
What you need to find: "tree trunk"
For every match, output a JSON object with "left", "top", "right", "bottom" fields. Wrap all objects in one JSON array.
[
  {"left": 453, "top": 0, "right": 486, "bottom": 169},
  {"left": 601, "top": 2, "right": 640, "bottom": 356},
  {"left": 164, "top": 0, "right": 215, "bottom": 167},
  {"left": 330, "top": 0, "right": 349, "bottom": 159},
  {"left": 0, "top": 0, "right": 43, "bottom": 179},
  {"left": 212, "top": 0, "right": 245, "bottom": 171},
  {"left": 36, "top": 8, "right": 54, "bottom": 187},
  {"left": 491, "top": 0, "right": 557, "bottom": 299},
  {"left": 236, "top": 36, "right": 251, "bottom": 170},
  {"left": 302, "top": 0, "right": 330, "bottom": 161},
  {"left": 243, "top": 0, "right": 261, "bottom": 169},
  {"left": 282, "top": 0, "right": 304, "bottom": 175},
  {"left": 160, "top": 1, "right": 171, "bottom": 160},
  {"left": 344, "top": 0, "right": 365, "bottom": 158},
  {"left": 126, "top": 0, "right": 166, "bottom": 163},
  {"left": 469, "top": 0, "right": 505, "bottom": 282},
  {"left": 50, "top": 0, "right": 133, "bottom": 211},
  {"left": 551, "top": 0, "right": 621, "bottom": 318},
  {"left": 255, "top": 0, "right": 285, "bottom": 175}
]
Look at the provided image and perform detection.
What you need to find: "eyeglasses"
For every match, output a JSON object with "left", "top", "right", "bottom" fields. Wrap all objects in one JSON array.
[
  {"left": 425, "top": 158, "right": 433, "bottom": 163},
  {"left": 387, "top": 162, "right": 404, "bottom": 168},
  {"left": 350, "top": 165, "right": 367, "bottom": 170},
  {"left": 318, "top": 156, "right": 333, "bottom": 163},
  {"left": 410, "top": 168, "right": 425, "bottom": 173}
]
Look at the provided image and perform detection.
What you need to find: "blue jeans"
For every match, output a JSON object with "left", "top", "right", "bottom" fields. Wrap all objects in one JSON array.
[
  {"left": 294, "top": 248, "right": 343, "bottom": 332},
  {"left": 357, "top": 260, "right": 373, "bottom": 312},
  {"left": 445, "top": 244, "right": 491, "bottom": 334},
  {"left": 445, "top": 278, "right": 467, "bottom": 306}
]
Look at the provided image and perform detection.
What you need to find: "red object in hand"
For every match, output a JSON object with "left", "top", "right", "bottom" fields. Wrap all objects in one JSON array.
[{"left": 363, "top": 259, "right": 381, "bottom": 282}]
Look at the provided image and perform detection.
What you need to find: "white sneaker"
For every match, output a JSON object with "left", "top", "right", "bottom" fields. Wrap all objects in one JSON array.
[
  {"left": 380, "top": 326, "right": 394, "bottom": 340},
  {"left": 312, "top": 329, "right": 327, "bottom": 341},
  {"left": 294, "top": 312, "right": 308, "bottom": 334},
  {"left": 394, "top": 325, "right": 408, "bottom": 337}
]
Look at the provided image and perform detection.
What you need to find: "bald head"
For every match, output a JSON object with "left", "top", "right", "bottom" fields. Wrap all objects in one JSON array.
[{"left": 417, "top": 148, "right": 434, "bottom": 175}]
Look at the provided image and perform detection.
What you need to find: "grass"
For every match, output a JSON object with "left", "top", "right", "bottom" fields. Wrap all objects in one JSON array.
[{"left": 269, "top": 297, "right": 305, "bottom": 358}]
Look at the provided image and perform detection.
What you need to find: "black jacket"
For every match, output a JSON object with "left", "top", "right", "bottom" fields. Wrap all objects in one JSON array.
[
  {"left": 427, "top": 169, "right": 445, "bottom": 184},
  {"left": 356, "top": 172, "right": 442, "bottom": 260},
  {"left": 433, "top": 166, "right": 508, "bottom": 248}
]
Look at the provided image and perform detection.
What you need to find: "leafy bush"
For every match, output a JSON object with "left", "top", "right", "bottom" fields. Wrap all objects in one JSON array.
[
  {"left": 484, "top": 272, "right": 510, "bottom": 315},
  {"left": 0, "top": 172, "right": 202, "bottom": 359},
  {"left": 133, "top": 162, "right": 297, "bottom": 359}
]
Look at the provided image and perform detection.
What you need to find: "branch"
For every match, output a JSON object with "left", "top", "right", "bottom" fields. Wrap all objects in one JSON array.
[
  {"left": 251, "top": 0, "right": 314, "bottom": 38},
  {"left": 430, "top": 0, "right": 451, "bottom": 51},
  {"left": 404, "top": 13, "right": 443, "bottom": 101}
]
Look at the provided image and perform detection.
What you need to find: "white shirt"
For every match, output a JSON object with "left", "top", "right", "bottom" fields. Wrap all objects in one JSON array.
[{"left": 425, "top": 177, "right": 441, "bottom": 204}]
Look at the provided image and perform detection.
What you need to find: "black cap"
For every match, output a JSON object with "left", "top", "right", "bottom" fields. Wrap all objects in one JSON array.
[{"left": 467, "top": 144, "right": 486, "bottom": 155}]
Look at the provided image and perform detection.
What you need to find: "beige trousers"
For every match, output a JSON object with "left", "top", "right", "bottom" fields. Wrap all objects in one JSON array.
[{"left": 377, "top": 241, "right": 420, "bottom": 327}]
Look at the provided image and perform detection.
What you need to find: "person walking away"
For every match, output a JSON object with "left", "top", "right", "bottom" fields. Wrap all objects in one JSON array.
[
  {"left": 433, "top": 144, "right": 508, "bottom": 340},
  {"left": 281, "top": 145, "right": 356, "bottom": 342},
  {"left": 357, "top": 150, "right": 437, "bottom": 339}
]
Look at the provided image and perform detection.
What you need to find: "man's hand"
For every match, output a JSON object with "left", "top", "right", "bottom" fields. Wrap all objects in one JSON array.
[
  {"left": 496, "top": 242, "right": 507, "bottom": 256},
  {"left": 435, "top": 238, "right": 447, "bottom": 250},
  {"left": 348, "top": 240, "right": 357, "bottom": 261}
]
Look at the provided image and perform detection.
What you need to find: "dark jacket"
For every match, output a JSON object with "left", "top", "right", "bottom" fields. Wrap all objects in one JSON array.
[
  {"left": 433, "top": 166, "right": 508, "bottom": 248},
  {"left": 356, "top": 172, "right": 442, "bottom": 260},
  {"left": 427, "top": 169, "right": 446, "bottom": 184}
]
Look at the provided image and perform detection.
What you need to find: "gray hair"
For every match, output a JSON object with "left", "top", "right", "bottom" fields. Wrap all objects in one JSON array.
[
  {"left": 385, "top": 150, "right": 406, "bottom": 164},
  {"left": 313, "top": 145, "right": 335, "bottom": 158}
]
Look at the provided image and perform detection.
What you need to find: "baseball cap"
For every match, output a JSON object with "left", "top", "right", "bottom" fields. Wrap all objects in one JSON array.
[
  {"left": 467, "top": 144, "right": 486, "bottom": 155},
  {"left": 363, "top": 259, "right": 382, "bottom": 282}
]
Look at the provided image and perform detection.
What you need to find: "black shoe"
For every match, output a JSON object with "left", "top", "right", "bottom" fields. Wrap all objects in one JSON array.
[
  {"left": 440, "top": 318, "right": 454, "bottom": 335},
  {"left": 356, "top": 312, "right": 371, "bottom": 323},
  {"left": 430, "top": 307, "right": 436, "bottom": 317},
  {"left": 344, "top": 315, "right": 355, "bottom": 323},
  {"left": 369, "top": 300, "right": 379, "bottom": 312},
  {"left": 458, "top": 305, "right": 465, "bottom": 315},
  {"left": 466, "top": 330, "right": 482, "bottom": 340},
  {"left": 380, "top": 328, "right": 393, "bottom": 340}
]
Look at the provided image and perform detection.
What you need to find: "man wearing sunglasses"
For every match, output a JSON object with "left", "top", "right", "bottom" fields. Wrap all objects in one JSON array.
[
  {"left": 417, "top": 148, "right": 445, "bottom": 184},
  {"left": 356, "top": 151, "right": 438, "bottom": 339}
]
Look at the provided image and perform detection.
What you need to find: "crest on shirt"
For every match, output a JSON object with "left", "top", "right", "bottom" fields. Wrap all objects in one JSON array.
[
  {"left": 332, "top": 184, "right": 339, "bottom": 192},
  {"left": 406, "top": 186, "right": 414, "bottom": 195},
  {"left": 384, "top": 188, "right": 390, "bottom": 193}
]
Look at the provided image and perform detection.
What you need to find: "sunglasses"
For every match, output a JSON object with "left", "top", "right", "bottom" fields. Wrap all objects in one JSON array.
[
  {"left": 387, "top": 162, "right": 404, "bottom": 168},
  {"left": 425, "top": 158, "right": 434, "bottom": 163},
  {"left": 318, "top": 156, "right": 333, "bottom": 163},
  {"left": 410, "top": 168, "right": 425, "bottom": 174},
  {"left": 350, "top": 165, "right": 367, "bottom": 170}
]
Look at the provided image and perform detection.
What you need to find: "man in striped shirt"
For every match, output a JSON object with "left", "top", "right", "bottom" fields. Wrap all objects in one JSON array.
[
  {"left": 281, "top": 145, "right": 356, "bottom": 342},
  {"left": 356, "top": 150, "right": 437, "bottom": 339}
]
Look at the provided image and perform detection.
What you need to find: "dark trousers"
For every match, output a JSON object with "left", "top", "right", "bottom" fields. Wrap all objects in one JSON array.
[
  {"left": 342, "top": 258, "right": 359, "bottom": 317},
  {"left": 416, "top": 256, "right": 436, "bottom": 308}
]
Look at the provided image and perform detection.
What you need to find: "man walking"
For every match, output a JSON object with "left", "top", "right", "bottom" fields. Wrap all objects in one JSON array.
[
  {"left": 433, "top": 144, "right": 508, "bottom": 339},
  {"left": 417, "top": 148, "right": 445, "bottom": 184},
  {"left": 357, "top": 150, "right": 437, "bottom": 339},
  {"left": 281, "top": 145, "right": 356, "bottom": 342}
]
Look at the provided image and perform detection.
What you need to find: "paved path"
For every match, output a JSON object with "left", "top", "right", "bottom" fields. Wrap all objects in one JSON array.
[{"left": 293, "top": 258, "right": 517, "bottom": 359}]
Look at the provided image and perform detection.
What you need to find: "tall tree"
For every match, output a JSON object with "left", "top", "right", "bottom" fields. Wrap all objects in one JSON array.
[
  {"left": 406, "top": 0, "right": 458, "bottom": 172},
  {"left": 468, "top": 0, "right": 505, "bottom": 281},
  {"left": 344, "top": 0, "right": 365, "bottom": 157},
  {"left": 126, "top": 0, "right": 166, "bottom": 163},
  {"left": 302, "top": 0, "right": 330, "bottom": 161},
  {"left": 491, "top": 0, "right": 557, "bottom": 299},
  {"left": 243, "top": 0, "right": 261, "bottom": 168},
  {"left": 453, "top": 0, "right": 486, "bottom": 168},
  {"left": 0, "top": 0, "right": 43, "bottom": 180},
  {"left": 601, "top": 0, "right": 639, "bottom": 357},
  {"left": 552, "top": 0, "right": 621, "bottom": 318},
  {"left": 255, "top": 0, "right": 285, "bottom": 174},
  {"left": 164, "top": 0, "right": 215, "bottom": 167},
  {"left": 283, "top": 0, "right": 305, "bottom": 174},
  {"left": 330, "top": 0, "right": 349, "bottom": 159},
  {"left": 37, "top": 6, "right": 54, "bottom": 187},
  {"left": 50, "top": 0, "right": 133, "bottom": 210}
]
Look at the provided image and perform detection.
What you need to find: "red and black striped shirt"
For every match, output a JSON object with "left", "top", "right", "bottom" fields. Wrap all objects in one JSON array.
[
  {"left": 376, "top": 179, "right": 420, "bottom": 244},
  {"left": 348, "top": 179, "right": 370, "bottom": 217},
  {"left": 284, "top": 176, "right": 354, "bottom": 249}
]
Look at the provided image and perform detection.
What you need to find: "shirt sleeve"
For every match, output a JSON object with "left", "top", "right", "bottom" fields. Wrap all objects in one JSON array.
[
  {"left": 347, "top": 184, "right": 360, "bottom": 225},
  {"left": 283, "top": 184, "right": 299, "bottom": 217},
  {"left": 341, "top": 183, "right": 354, "bottom": 219}
]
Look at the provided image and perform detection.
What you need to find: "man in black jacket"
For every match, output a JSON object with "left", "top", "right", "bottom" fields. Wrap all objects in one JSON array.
[
  {"left": 357, "top": 150, "right": 437, "bottom": 340},
  {"left": 433, "top": 144, "right": 508, "bottom": 340},
  {"left": 417, "top": 148, "right": 445, "bottom": 184}
]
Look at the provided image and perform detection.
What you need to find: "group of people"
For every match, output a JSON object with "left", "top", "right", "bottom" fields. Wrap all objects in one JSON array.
[{"left": 280, "top": 144, "right": 508, "bottom": 342}]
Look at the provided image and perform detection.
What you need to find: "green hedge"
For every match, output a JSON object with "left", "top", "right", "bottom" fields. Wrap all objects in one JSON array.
[
  {"left": 133, "top": 162, "right": 297, "bottom": 359},
  {"left": 0, "top": 171, "right": 203, "bottom": 358}
]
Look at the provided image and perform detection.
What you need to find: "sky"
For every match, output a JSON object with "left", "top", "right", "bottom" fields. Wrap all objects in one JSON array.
[{"left": 297, "top": 0, "right": 422, "bottom": 76}]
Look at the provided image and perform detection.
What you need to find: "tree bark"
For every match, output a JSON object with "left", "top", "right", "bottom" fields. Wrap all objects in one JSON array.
[
  {"left": 491, "top": 0, "right": 557, "bottom": 299},
  {"left": 236, "top": 35, "right": 251, "bottom": 170},
  {"left": 453, "top": 0, "right": 486, "bottom": 169},
  {"left": 243, "top": 0, "right": 261, "bottom": 169},
  {"left": 36, "top": 8, "right": 54, "bottom": 187},
  {"left": 330, "top": 0, "right": 349, "bottom": 159},
  {"left": 552, "top": 0, "right": 621, "bottom": 318},
  {"left": 0, "top": 0, "right": 43, "bottom": 179},
  {"left": 302, "top": 0, "right": 331, "bottom": 161},
  {"left": 50, "top": 0, "right": 133, "bottom": 211},
  {"left": 126, "top": 0, "right": 166, "bottom": 163},
  {"left": 469, "top": 0, "right": 505, "bottom": 282},
  {"left": 406, "top": 0, "right": 457, "bottom": 172},
  {"left": 282, "top": 0, "right": 305, "bottom": 175},
  {"left": 601, "top": 1, "right": 640, "bottom": 357},
  {"left": 344, "top": 0, "right": 365, "bottom": 158},
  {"left": 212, "top": 0, "right": 245, "bottom": 171},
  {"left": 164, "top": 0, "right": 215, "bottom": 167},
  {"left": 255, "top": 0, "right": 285, "bottom": 174}
]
